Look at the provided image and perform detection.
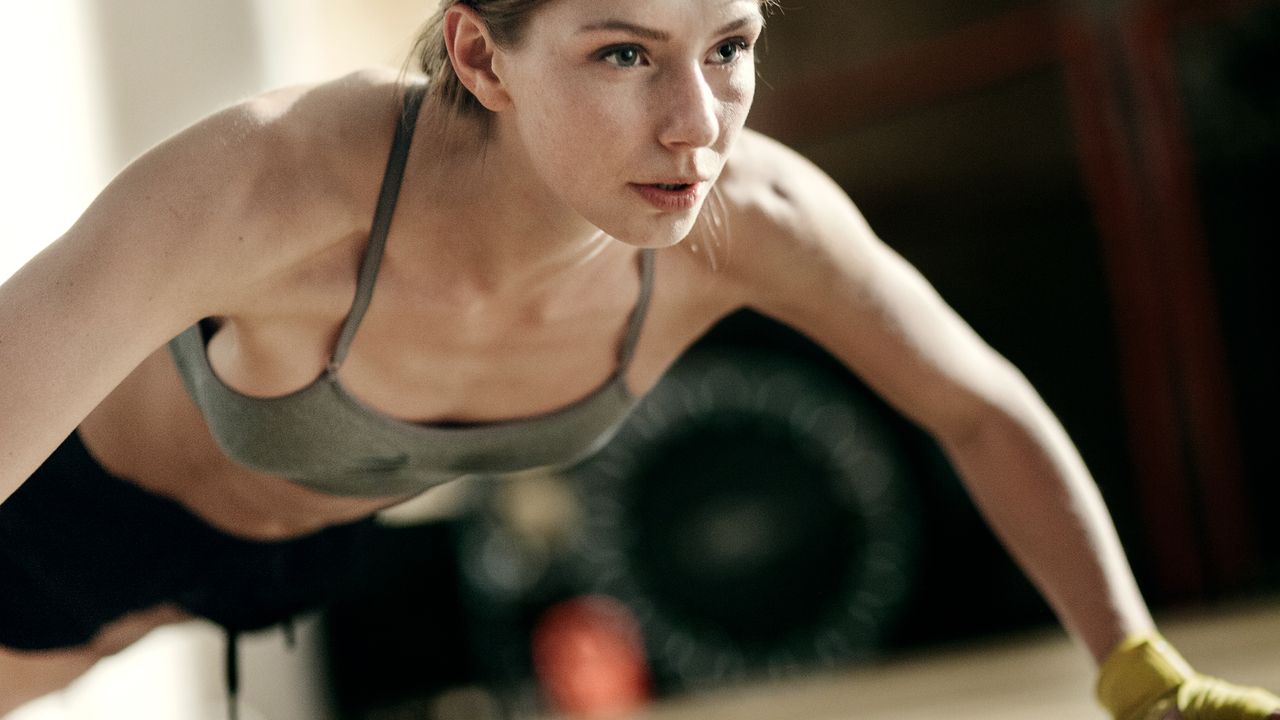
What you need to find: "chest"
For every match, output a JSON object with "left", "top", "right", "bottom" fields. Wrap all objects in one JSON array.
[
  {"left": 208, "top": 246, "right": 741, "bottom": 426},
  {"left": 339, "top": 284, "right": 638, "bottom": 423}
]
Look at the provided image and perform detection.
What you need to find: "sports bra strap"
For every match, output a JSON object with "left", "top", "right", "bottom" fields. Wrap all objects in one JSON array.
[
  {"left": 330, "top": 84, "right": 428, "bottom": 371},
  {"left": 327, "top": 83, "right": 655, "bottom": 378},
  {"left": 617, "top": 249, "right": 656, "bottom": 371}
]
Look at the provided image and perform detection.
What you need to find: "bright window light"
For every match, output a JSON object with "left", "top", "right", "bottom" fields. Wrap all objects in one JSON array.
[{"left": 0, "top": 1, "right": 108, "bottom": 283}]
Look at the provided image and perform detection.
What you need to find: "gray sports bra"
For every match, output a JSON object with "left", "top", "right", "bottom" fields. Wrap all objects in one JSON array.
[{"left": 169, "top": 85, "right": 655, "bottom": 498}]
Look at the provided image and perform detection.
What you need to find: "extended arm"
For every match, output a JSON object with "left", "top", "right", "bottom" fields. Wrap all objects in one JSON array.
[
  {"left": 725, "top": 140, "right": 1149, "bottom": 661},
  {"left": 720, "top": 129, "right": 1278, "bottom": 718}
]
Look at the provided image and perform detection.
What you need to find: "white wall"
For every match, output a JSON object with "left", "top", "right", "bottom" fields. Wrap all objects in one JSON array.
[
  {"left": 253, "top": 0, "right": 430, "bottom": 87},
  {"left": 0, "top": 2, "right": 108, "bottom": 282}
]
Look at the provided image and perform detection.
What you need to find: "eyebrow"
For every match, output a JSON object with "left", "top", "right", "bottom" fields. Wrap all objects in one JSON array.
[{"left": 577, "top": 16, "right": 760, "bottom": 42}]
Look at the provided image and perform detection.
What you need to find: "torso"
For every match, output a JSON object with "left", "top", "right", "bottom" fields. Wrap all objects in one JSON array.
[{"left": 73, "top": 74, "right": 783, "bottom": 541}]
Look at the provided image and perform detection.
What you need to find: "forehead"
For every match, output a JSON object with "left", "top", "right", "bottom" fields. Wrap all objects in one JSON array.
[{"left": 530, "top": 0, "right": 764, "bottom": 36}]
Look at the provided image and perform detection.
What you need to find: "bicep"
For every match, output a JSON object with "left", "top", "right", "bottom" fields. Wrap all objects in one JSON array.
[
  {"left": 0, "top": 234, "right": 192, "bottom": 496},
  {"left": 0, "top": 100, "right": 286, "bottom": 501},
  {"left": 738, "top": 155, "right": 1029, "bottom": 442}
]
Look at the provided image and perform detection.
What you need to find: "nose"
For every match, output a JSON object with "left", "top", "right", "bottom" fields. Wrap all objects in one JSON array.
[{"left": 657, "top": 63, "right": 719, "bottom": 151}]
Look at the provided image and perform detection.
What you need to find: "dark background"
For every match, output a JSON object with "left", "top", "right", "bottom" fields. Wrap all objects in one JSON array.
[{"left": 748, "top": 0, "right": 1280, "bottom": 607}]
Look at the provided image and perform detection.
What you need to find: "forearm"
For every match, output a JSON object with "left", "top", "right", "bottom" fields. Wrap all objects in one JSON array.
[{"left": 937, "top": 376, "right": 1154, "bottom": 664}]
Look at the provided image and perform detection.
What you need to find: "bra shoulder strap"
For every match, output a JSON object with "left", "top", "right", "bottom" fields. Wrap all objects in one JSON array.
[
  {"left": 329, "top": 83, "right": 428, "bottom": 370},
  {"left": 617, "top": 248, "right": 657, "bottom": 371}
]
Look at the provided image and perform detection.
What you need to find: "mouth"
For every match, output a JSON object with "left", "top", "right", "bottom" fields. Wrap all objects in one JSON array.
[{"left": 630, "top": 181, "right": 704, "bottom": 211}]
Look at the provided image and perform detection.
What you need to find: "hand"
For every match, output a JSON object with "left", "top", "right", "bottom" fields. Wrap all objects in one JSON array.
[
  {"left": 1097, "top": 633, "right": 1280, "bottom": 720},
  {"left": 1150, "top": 675, "right": 1280, "bottom": 720}
]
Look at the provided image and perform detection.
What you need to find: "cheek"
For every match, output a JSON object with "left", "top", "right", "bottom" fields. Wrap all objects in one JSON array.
[
  {"left": 721, "top": 69, "right": 756, "bottom": 130},
  {"left": 532, "top": 92, "right": 646, "bottom": 192},
  {"left": 526, "top": 78, "right": 627, "bottom": 159}
]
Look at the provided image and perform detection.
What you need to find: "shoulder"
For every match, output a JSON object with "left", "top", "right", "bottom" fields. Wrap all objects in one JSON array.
[
  {"left": 114, "top": 67, "right": 414, "bottom": 226},
  {"left": 705, "top": 132, "right": 1018, "bottom": 441},
  {"left": 230, "top": 66, "right": 412, "bottom": 151},
  {"left": 57, "top": 68, "right": 425, "bottom": 315},
  {"left": 173, "top": 69, "right": 419, "bottom": 255},
  {"left": 208, "top": 67, "right": 418, "bottom": 229},
  {"left": 710, "top": 129, "right": 881, "bottom": 317},
  {"left": 247, "top": 67, "right": 418, "bottom": 159}
]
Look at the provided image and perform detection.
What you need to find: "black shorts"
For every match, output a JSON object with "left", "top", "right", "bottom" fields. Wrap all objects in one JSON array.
[{"left": 0, "top": 431, "right": 376, "bottom": 651}]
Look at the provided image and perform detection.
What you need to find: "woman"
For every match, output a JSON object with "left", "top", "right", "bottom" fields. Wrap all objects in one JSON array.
[{"left": 0, "top": 0, "right": 1275, "bottom": 718}]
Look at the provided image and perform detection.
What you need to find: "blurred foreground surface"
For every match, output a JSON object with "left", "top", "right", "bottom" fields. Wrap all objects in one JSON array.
[
  {"left": 11, "top": 595, "right": 1276, "bottom": 719},
  {"left": 546, "top": 595, "right": 1280, "bottom": 720}
]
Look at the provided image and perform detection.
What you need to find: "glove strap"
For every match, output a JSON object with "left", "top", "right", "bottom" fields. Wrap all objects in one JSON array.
[{"left": 1097, "top": 632, "right": 1196, "bottom": 720}]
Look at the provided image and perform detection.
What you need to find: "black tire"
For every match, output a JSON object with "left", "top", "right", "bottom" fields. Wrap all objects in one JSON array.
[{"left": 567, "top": 348, "right": 922, "bottom": 692}]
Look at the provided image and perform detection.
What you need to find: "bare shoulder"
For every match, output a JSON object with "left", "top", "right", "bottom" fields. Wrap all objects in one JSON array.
[
  {"left": 251, "top": 66, "right": 415, "bottom": 179},
  {"left": 0, "top": 69, "right": 426, "bottom": 497},
  {"left": 712, "top": 129, "right": 881, "bottom": 318},
  {"left": 7, "top": 68, "right": 423, "bottom": 323},
  {"left": 82, "top": 68, "right": 419, "bottom": 309},
  {"left": 709, "top": 130, "right": 1022, "bottom": 441},
  {"left": 195, "top": 67, "right": 415, "bottom": 253}
]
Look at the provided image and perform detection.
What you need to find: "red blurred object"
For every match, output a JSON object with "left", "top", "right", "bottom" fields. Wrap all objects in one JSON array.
[{"left": 531, "top": 595, "right": 653, "bottom": 717}]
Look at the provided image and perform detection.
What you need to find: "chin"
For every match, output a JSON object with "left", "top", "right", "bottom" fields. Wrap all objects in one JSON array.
[
  {"left": 597, "top": 208, "right": 704, "bottom": 249},
  {"left": 608, "top": 225, "right": 696, "bottom": 250}
]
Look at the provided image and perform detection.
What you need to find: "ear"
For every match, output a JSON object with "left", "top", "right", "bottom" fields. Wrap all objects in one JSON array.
[{"left": 443, "top": 5, "right": 513, "bottom": 112}]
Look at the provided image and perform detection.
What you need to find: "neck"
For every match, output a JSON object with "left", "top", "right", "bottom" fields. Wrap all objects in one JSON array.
[{"left": 398, "top": 106, "right": 619, "bottom": 301}]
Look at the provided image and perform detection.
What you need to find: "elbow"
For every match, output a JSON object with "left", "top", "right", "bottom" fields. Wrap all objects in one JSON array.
[
  {"left": 934, "top": 403, "right": 1018, "bottom": 461},
  {"left": 929, "top": 362, "right": 1046, "bottom": 457}
]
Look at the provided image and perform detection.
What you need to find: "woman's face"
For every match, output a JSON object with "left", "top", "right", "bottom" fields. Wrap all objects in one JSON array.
[{"left": 492, "top": 0, "right": 765, "bottom": 247}]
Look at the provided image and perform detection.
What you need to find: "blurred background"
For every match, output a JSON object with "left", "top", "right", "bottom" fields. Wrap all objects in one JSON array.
[{"left": 2, "top": 0, "right": 1277, "bottom": 718}]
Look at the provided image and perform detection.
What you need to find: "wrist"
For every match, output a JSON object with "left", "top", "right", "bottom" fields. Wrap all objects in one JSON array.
[{"left": 1097, "top": 632, "right": 1196, "bottom": 720}]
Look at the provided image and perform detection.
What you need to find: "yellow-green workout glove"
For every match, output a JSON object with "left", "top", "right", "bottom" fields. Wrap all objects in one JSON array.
[{"left": 1097, "top": 632, "right": 1280, "bottom": 720}]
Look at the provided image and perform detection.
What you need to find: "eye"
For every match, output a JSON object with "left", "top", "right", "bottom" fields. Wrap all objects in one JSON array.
[
  {"left": 601, "top": 45, "right": 646, "bottom": 68},
  {"left": 709, "top": 39, "right": 751, "bottom": 65}
]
